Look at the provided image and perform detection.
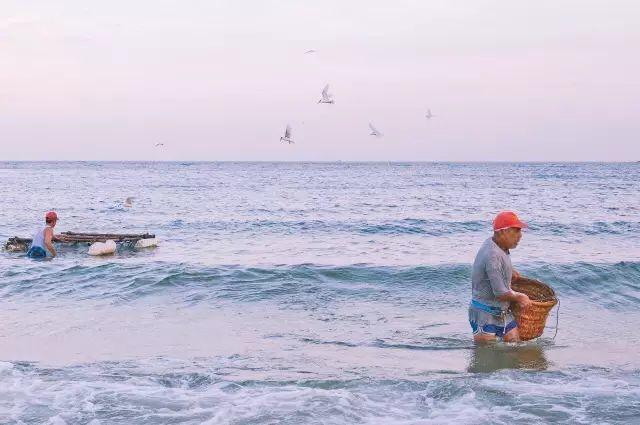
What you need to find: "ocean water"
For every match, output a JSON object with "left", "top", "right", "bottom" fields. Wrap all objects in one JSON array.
[{"left": 0, "top": 161, "right": 639, "bottom": 424}]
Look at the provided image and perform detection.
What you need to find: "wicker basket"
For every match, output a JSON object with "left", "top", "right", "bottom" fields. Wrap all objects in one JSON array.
[{"left": 510, "top": 277, "right": 557, "bottom": 341}]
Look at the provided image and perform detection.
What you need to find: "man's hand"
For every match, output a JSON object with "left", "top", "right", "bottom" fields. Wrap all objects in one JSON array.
[
  {"left": 512, "top": 269, "right": 521, "bottom": 282},
  {"left": 516, "top": 292, "right": 531, "bottom": 310},
  {"left": 53, "top": 234, "right": 66, "bottom": 242}
]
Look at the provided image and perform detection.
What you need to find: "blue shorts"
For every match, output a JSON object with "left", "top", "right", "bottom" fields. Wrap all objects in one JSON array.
[
  {"left": 27, "top": 246, "right": 47, "bottom": 258},
  {"left": 469, "top": 306, "right": 517, "bottom": 338}
]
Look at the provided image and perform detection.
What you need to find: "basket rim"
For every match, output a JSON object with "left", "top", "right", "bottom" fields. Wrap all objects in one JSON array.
[{"left": 512, "top": 277, "right": 557, "bottom": 302}]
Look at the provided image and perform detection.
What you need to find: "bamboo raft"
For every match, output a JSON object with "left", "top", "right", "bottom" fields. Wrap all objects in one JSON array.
[{"left": 4, "top": 231, "right": 156, "bottom": 252}]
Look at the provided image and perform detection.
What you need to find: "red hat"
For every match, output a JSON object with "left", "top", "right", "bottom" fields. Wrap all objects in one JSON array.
[
  {"left": 45, "top": 211, "right": 58, "bottom": 221},
  {"left": 493, "top": 211, "right": 526, "bottom": 231}
]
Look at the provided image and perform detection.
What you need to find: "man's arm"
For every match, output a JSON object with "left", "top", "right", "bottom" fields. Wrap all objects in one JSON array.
[
  {"left": 486, "top": 259, "right": 530, "bottom": 309},
  {"left": 44, "top": 227, "right": 57, "bottom": 258},
  {"left": 506, "top": 269, "right": 530, "bottom": 308},
  {"left": 497, "top": 290, "right": 531, "bottom": 310}
]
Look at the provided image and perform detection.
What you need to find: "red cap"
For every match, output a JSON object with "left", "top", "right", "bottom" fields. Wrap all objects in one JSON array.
[
  {"left": 45, "top": 211, "right": 58, "bottom": 221},
  {"left": 493, "top": 211, "right": 526, "bottom": 231}
]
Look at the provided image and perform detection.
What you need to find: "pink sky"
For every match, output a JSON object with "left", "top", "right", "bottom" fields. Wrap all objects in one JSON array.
[{"left": 1, "top": 1, "right": 639, "bottom": 161}]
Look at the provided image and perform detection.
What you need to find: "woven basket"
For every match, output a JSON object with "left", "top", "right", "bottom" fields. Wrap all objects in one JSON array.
[{"left": 510, "top": 277, "right": 557, "bottom": 341}]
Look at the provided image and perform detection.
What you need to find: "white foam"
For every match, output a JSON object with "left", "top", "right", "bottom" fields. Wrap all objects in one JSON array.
[{"left": 1, "top": 361, "right": 637, "bottom": 424}]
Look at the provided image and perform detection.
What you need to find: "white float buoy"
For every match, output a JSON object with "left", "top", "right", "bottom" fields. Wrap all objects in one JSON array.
[
  {"left": 88, "top": 239, "right": 117, "bottom": 256},
  {"left": 134, "top": 238, "right": 159, "bottom": 249}
]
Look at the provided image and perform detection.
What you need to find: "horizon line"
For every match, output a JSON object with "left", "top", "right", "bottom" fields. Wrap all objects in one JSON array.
[{"left": 0, "top": 160, "right": 637, "bottom": 164}]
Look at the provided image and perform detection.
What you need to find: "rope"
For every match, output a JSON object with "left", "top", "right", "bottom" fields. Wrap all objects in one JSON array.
[
  {"left": 552, "top": 298, "right": 560, "bottom": 340},
  {"left": 503, "top": 311, "right": 508, "bottom": 341}
]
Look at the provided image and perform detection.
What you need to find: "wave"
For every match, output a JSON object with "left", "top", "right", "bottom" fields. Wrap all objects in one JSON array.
[
  {"left": 165, "top": 218, "right": 488, "bottom": 236},
  {"left": 1, "top": 261, "right": 638, "bottom": 309},
  {"left": 0, "top": 360, "right": 638, "bottom": 424},
  {"left": 0, "top": 261, "right": 470, "bottom": 307},
  {"left": 163, "top": 218, "right": 640, "bottom": 237},
  {"left": 528, "top": 220, "right": 640, "bottom": 236},
  {"left": 521, "top": 261, "right": 640, "bottom": 309}
]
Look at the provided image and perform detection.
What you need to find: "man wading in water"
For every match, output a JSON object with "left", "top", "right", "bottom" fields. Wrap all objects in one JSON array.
[
  {"left": 469, "top": 211, "right": 532, "bottom": 343},
  {"left": 26, "top": 211, "right": 61, "bottom": 258}
]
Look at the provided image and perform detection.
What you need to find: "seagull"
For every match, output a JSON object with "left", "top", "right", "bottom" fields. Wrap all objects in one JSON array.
[
  {"left": 124, "top": 197, "right": 134, "bottom": 207},
  {"left": 318, "top": 84, "right": 334, "bottom": 104},
  {"left": 155, "top": 143, "right": 164, "bottom": 147},
  {"left": 369, "top": 123, "right": 383, "bottom": 138},
  {"left": 425, "top": 109, "right": 434, "bottom": 119},
  {"left": 280, "top": 124, "right": 294, "bottom": 144},
  {"left": 304, "top": 49, "right": 317, "bottom": 54}
]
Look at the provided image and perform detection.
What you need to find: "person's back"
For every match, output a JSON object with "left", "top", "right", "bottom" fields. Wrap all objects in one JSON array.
[
  {"left": 471, "top": 237, "right": 513, "bottom": 311},
  {"left": 27, "top": 211, "right": 59, "bottom": 258},
  {"left": 28, "top": 225, "right": 49, "bottom": 256}
]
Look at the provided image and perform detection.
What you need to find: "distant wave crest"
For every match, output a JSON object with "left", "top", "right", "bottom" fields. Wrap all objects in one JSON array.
[{"left": 2, "top": 261, "right": 638, "bottom": 309}]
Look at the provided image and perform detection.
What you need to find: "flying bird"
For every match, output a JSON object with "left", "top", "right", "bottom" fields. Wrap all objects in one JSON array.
[
  {"left": 304, "top": 49, "right": 317, "bottom": 54},
  {"left": 369, "top": 123, "right": 383, "bottom": 138},
  {"left": 425, "top": 109, "right": 434, "bottom": 119},
  {"left": 318, "top": 84, "right": 334, "bottom": 104},
  {"left": 155, "top": 143, "right": 164, "bottom": 147},
  {"left": 280, "top": 124, "right": 294, "bottom": 144}
]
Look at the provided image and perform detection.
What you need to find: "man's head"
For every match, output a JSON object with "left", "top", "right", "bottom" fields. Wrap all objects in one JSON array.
[
  {"left": 493, "top": 211, "right": 526, "bottom": 250},
  {"left": 45, "top": 211, "right": 58, "bottom": 227}
]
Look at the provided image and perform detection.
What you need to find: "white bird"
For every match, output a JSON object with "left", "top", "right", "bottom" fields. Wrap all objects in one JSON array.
[
  {"left": 124, "top": 197, "right": 134, "bottom": 207},
  {"left": 425, "top": 109, "right": 434, "bottom": 119},
  {"left": 280, "top": 124, "right": 294, "bottom": 144},
  {"left": 369, "top": 123, "right": 383, "bottom": 138},
  {"left": 304, "top": 49, "right": 317, "bottom": 54},
  {"left": 318, "top": 84, "right": 334, "bottom": 104}
]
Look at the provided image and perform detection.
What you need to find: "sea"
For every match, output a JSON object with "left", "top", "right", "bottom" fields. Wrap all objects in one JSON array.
[{"left": 0, "top": 161, "right": 639, "bottom": 424}]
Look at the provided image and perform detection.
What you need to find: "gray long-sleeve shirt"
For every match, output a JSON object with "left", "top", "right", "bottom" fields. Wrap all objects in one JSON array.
[{"left": 471, "top": 237, "right": 512, "bottom": 310}]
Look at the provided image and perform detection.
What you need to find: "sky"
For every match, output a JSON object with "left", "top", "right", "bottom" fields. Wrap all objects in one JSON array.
[{"left": 1, "top": 1, "right": 639, "bottom": 161}]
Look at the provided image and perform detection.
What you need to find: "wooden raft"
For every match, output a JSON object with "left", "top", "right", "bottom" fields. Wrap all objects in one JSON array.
[{"left": 4, "top": 231, "right": 155, "bottom": 252}]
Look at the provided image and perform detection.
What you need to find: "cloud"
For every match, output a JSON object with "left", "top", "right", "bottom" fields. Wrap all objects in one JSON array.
[
  {"left": 0, "top": 15, "right": 97, "bottom": 46},
  {"left": 0, "top": 16, "right": 41, "bottom": 31}
]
